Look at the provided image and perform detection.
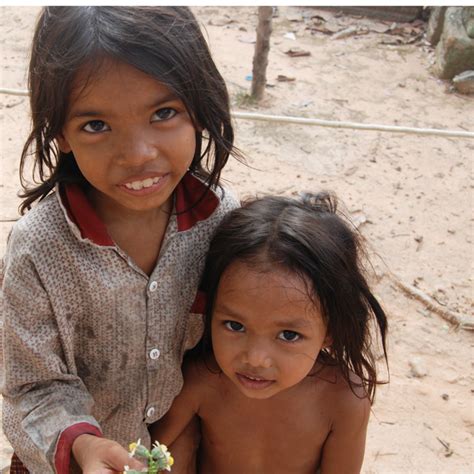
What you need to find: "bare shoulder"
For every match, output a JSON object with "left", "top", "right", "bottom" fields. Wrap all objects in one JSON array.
[
  {"left": 183, "top": 354, "right": 222, "bottom": 396},
  {"left": 315, "top": 364, "right": 371, "bottom": 474},
  {"left": 314, "top": 362, "right": 371, "bottom": 421}
]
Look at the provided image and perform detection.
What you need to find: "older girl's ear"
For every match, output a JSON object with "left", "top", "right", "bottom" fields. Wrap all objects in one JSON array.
[{"left": 56, "top": 133, "right": 72, "bottom": 153}]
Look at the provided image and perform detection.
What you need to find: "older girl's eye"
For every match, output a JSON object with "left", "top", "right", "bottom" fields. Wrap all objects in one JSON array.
[
  {"left": 152, "top": 108, "right": 177, "bottom": 122},
  {"left": 224, "top": 320, "right": 245, "bottom": 332},
  {"left": 278, "top": 330, "right": 301, "bottom": 342},
  {"left": 83, "top": 120, "right": 110, "bottom": 133}
]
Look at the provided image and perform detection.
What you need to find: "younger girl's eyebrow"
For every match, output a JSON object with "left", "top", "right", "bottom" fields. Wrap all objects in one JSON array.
[
  {"left": 214, "top": 304, "right": 242, "bottom": 319},
  {"left": 214, "top": 303, "right": 312, "bottom": 330},
  {"left": 274, "top": 318, "right": 311, "bottom": 329}
]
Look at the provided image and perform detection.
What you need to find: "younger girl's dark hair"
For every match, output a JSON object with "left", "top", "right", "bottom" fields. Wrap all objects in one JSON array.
[
  {"left": 200, "top": 192, "right": 388, "bottom": 403},
  {"left": 20, "top": 6, "right": 240, "bottom": 214}
]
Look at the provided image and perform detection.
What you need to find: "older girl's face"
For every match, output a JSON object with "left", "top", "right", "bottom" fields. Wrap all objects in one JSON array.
[
  {"left": 57, "top": 57, "right": 196, "bottom": 218},
  {"left": 211, "top": 261, "right": 331, "bottom": 400}
]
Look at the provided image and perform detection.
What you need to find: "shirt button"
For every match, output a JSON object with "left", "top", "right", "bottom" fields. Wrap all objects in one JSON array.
[
  {"left": 146, "top": 406, "right": 155, "bottom": 418},
  {"left": 149, "top": 348, "right": 160, "bottom": 360},
  {"left": 149, "top": 281, "right": 158, "bottom": 292}
]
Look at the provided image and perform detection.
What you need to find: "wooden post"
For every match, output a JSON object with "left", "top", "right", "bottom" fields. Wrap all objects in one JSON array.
[{"left": 251, "top": 6, "right": 273, "bottom": 101}]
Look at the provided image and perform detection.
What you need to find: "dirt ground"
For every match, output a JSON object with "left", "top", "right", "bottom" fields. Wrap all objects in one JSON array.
[{"left": 0, "top": 6, "right": 473, "bottom": 473}]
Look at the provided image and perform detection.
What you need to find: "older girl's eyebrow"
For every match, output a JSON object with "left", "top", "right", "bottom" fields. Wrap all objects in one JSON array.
[
  {"left": 68, "top": 93, "right": 180, "bottom": 119},
  {"left": 69, "top": 110, "right": 103, "bottom": 119}
]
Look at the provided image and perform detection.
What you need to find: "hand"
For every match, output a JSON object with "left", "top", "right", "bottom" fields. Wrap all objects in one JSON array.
[{"left": 72, "top": 434, "right": 145, "bottom": 473}]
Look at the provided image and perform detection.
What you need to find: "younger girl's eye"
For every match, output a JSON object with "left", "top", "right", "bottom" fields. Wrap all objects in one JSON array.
[
  {"left": 83, "top": 120, "right": 110, "bottom": 133},
  {"left": 152, "top": 108, "right": 177, "bottom": 122},
  {"left": 278, "top": 330, "right": 301, "bottom": 342},
  {"left": 224, "top": 320, "right": 245, "bottom": 332}
]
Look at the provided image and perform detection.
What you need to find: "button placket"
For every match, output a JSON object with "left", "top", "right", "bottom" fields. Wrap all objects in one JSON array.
[{"left": 146, "top": 278, "right": 159, "bottom": 422}]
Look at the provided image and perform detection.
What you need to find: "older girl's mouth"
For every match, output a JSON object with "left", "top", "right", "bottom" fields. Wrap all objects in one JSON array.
[{"left": 119, "top": 174, "right": 169, "bottom": 195}]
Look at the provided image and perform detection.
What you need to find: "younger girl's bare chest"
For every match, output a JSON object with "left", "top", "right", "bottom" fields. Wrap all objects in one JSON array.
[{"left": 199, "top": 382, "right": 332, "bottom": 473}]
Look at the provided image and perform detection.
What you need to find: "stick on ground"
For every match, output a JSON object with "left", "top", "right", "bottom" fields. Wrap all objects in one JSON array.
[{"left": 388, "top": 273, "right": 473, "bottom": 331}]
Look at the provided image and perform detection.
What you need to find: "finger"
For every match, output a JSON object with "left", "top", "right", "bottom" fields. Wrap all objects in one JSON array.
[
  {"left": 126, "top": 457, "right": 147, "bottom": 470},
  {"left": 107, "top": 444, "right": 146, "bottom": 471},
  {"left": 118, "top": 457, "right": 147, "bottom": 473}
]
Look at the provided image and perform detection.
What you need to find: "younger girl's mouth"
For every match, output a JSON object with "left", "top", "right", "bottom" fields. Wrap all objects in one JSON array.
[{"left": 236, "top": 372, "right": 275, "bottom": 390}]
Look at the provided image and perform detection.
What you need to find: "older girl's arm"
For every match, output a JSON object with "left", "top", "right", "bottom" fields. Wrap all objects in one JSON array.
[
  {"left": 2, "top": 225, "right": 102, "bottom": 473},
  {"left": 149, "top": 360, "right": 202, "bottom": 447}
]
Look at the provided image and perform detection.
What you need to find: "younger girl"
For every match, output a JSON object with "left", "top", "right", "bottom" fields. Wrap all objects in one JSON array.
[
  {"left": 152, "top": 192, "right": 388, "bottom": 473},
  {"left": 2, "top": 6, "right": 240, "bottom": 473}
]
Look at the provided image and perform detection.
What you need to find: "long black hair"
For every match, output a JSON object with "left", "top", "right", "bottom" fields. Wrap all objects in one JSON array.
[
  {"left": 20, "top": 6, "right": 241, "bottom": 213},
  {"left": 200, "top": 192, "right": 388, "bottom": 403}
]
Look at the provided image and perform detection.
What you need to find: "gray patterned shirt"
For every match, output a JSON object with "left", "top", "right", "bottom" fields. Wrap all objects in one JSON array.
[{"left": 1, "top": 173, "right": 239, "bottom": 473}]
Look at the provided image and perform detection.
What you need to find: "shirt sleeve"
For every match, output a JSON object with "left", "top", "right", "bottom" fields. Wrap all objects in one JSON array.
[{"left": 1, "top": 225, "right": 102, "bottom": 473}]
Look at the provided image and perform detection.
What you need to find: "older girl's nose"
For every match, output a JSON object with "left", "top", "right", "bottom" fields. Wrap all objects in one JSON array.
[{"left": 118, "top": 129, "right": 159, "bottom": 166}]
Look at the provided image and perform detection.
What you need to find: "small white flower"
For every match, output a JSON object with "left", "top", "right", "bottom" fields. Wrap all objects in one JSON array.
[
  {"left": 151, "top": 441, "right": 174, "bottom": 470},
  {"left": 128, "top": 438, "right": 141, "bottom": 457}
]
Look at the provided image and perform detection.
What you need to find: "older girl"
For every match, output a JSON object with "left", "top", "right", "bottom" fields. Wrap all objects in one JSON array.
[{"left": 2, "top": 6, "right": 240, "bottom": 473}]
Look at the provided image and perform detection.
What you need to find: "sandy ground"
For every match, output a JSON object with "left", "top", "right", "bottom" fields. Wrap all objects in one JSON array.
[{"left": 0, "top": 6, "right": 473, "bottom": 473}]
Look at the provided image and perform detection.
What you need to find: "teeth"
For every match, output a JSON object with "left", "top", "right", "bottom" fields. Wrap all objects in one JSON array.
[
  {"left": 246, "top": 375, "right": 263, "bottom": 381},
  {"left": 124, "top": 176, "right": 160, "bottom": 190}
]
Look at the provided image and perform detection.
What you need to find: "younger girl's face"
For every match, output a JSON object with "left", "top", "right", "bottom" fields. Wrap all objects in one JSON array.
[
  {"left": 57, "top": 57, "right": 196, "bottom": 218},
  {"left": 211, "top": 261, "right": 331, "bottom": 400}
]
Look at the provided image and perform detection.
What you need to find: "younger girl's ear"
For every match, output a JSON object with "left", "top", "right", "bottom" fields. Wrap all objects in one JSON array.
[
  {"left": 322, "top": 333, "right": 333, "bottom": 349},
  {"left": 56, "top": 133, "right": 72, "bottom": 154}
]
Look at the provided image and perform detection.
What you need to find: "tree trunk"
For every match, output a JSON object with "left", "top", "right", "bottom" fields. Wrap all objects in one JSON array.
[{"left": 251, "top": 7, "right": 273, "bottom": 101}]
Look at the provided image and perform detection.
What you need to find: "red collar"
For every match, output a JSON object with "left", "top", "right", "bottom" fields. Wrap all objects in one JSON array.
[{"left": 60, "top": 173, "right": 219, "bottom": 246}]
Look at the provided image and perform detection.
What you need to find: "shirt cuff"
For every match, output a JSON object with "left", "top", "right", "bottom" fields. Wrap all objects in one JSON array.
[{"left": 54, "top": 422, "right": 103, "bottom": 474}]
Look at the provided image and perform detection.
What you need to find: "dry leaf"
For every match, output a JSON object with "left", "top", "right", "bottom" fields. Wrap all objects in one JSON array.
[
  {"left": 285, "top": 48, "right": 311, "bottom": 57},
  {"left": 276, "top": 75, "right": 296, "bottom": 82}
]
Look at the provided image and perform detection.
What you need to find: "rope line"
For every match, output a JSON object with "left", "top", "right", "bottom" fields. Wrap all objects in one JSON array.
[
  {"left": 1, "top": 87, "right": 473, "bottom": 139},
  {"left": 0, "top": 88, "right": 28, "bottom": 97},
  {"left": 233, "top": 111, "right": 474, "bottom": 139}
]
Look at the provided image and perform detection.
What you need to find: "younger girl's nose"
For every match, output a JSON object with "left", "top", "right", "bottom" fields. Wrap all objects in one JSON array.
[{"left": 243, "top": 345, "right": 272, "bottom": 369}]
